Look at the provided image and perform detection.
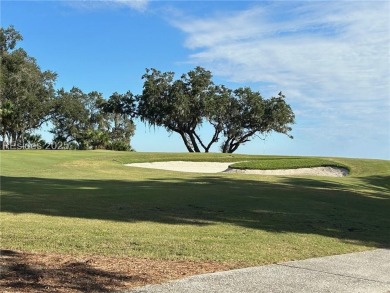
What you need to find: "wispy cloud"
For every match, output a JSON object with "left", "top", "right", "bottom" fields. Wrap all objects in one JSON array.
[
  {"left": 171, "top": 1, "right": 390, "bottom": 158},
  {"left": 64, "top": 0, "right": 148, "bottom": 11}
]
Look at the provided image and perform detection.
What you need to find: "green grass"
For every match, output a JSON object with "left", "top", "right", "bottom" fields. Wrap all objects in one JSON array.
[
  {"left": 229, "top": 158, "right": 349, "bottom": 170},
  {"left": 1, "top": 150, "right": 389, "bottom": 266}
]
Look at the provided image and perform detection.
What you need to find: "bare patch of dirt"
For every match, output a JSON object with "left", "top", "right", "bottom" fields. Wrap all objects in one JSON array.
[{"left": 0, "top": 249, "right": 232, "bottom": 293}]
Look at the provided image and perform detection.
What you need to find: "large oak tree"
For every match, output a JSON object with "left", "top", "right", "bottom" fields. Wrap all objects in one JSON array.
[
  {"left": 217, "top": 89, "right": 295, "bottom": 153},
  {"left": 138, "top": 67, "right": 217, "bottom": 152},
  {"left": 99, "top": 91, "right": 136, "bottom": 151},
  {"left": 51, "top": 88, "right": 136, "bottom": 150},
  {"left": 0, "top": 26, "right": 57, "bottom": 149},
  {"left": 138, "top": 67, "right": 295, "bottom": 153}
]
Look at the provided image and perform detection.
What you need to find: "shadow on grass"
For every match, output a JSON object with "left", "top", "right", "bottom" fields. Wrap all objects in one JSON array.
[
  {"left": 358, "top": 175, "right": 390, "bottom": 193},
  {"left": 0, "top": 249, "right": 140, "bottom": 293},
  {"left": 1, "top": 174, "right": 389, "bottom": 247}
]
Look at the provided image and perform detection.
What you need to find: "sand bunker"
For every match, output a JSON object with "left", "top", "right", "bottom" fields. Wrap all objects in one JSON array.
[
  {"left": 125, "top": 161, "right": 348, "bottom": 177},
  {"left": 225, "top": 166, "right": 348, "bottom": 177},
  {"left": 125, "top": 161, "right": 233, "bottom": 173}
]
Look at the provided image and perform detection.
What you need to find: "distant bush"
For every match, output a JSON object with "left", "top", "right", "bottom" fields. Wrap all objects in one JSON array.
[{"left": 106, "top": 141, "right": 133, "bottom": 151}]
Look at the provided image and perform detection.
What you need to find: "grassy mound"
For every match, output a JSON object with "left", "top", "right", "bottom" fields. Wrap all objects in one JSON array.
[{"left": 229, "top": 158, "right": 349, "bottom": 170}]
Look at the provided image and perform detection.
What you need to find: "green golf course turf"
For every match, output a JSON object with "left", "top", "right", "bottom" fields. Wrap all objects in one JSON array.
[{"left": 1, "top": 150, "right": 389, "bottom": 265}]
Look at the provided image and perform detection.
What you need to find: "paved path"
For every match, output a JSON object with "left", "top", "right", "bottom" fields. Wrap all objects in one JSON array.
[{"left": 126, "top": 249, "right": 390, "bottom": 293}]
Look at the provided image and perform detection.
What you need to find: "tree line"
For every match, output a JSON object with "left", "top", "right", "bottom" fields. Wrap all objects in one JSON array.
[{"left": 0, "top": 26, "right": 295, "bottom": 153}]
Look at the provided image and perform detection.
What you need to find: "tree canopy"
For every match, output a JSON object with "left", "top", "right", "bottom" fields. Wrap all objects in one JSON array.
[
  {"left": 52, "top": 88, "right": 136, "bottom": 150},
  {"left": 0, "top": 26, "right": 136, "bottom": 151},
  {"left": 138, "top": 67, "right": 295, "bottom": 153},
  {"left": 138, "top": 66, "right": 216, "bottom": 152},
  {"left": 1, "top": 26, "right": 57, "bottom": 149},
  {"left": 99, "top": 91, "right": 136, "bottom": 151},
  {"left": 217, "top": 89, "right": 295, "bottom": 153},
  {"left": 1, "top": 26, "right": 295, "bottom": 153}
]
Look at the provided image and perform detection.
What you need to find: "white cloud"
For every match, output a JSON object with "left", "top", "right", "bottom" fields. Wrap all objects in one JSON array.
[
  {"left": 64, "top": 0, "right": 148, "bottom": 11},
  {"left": 113, "top": 0, "right": 148, "bottom": 10},
  {"left": 171, "top": 1, "right": 390, "bottom": 158}
]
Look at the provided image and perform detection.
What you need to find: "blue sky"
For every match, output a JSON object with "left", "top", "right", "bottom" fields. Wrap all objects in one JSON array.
[{"left": 2, "top": 0, "right": 389, "bottom": 159}]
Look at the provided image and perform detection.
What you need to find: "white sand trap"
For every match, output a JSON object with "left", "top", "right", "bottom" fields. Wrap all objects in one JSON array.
[
  {"left": 125, "top": 161, "right": 348, "bottom": 177},
  {"left": 125, "top": 161, "right": 234, "bottom": 173},
  {"left": 225, "top": 166, "right": 348, "bottom": 177}
]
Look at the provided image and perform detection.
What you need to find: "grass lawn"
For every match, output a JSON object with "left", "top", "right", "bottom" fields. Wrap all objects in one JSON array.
[
  {"left": 229, "top": 157, "right": 349, "bottom": 170},
  {"left": 1, "top": 150, "right": 389, "bottom": 291}
]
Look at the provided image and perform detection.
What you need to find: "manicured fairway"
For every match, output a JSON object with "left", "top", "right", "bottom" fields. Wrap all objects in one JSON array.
[{"left": 1, "top": 150, "right": 389, "bottom": 266}]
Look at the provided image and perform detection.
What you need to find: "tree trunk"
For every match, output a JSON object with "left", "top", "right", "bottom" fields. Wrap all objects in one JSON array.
[
  {"left": 12, "top": 132, "right": 17, "bottom": 149},
  {"left": 228, "top": 143, "right": 239, "bottom": 153},
  {"left": 179, "top": 131, "right": 194, "bottom": 152},
  {"left": 221, "top": 139, "right": 231, "bottom": 153},
  {"left": 193, "top": 127, "right": 221, "bottom": 153},
  {"left": 1, "top": 130, "right": 6, "bottom": 149},
  {"left": 7, "top": 133, "right": 11, "bottom": 149},
  {"left": 21, "top": 129, "right": 25, "bottom": 150},
  {"left": 188, "top": 131, "right": 201, "bottom": 152},
  {"left": 221, "top": 138, "right": 240, "bottom": 153}
]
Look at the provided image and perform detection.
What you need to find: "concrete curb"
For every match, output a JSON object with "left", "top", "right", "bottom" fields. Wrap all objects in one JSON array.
[{"left": 125, "top": 249, "right": 390, "bottom": 293}]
